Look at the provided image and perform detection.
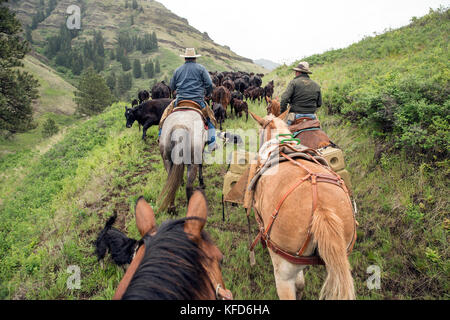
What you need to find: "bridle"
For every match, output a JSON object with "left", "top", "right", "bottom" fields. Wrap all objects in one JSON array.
[{"left": 202, "top": 257, "right": 233, "bottom": 300}]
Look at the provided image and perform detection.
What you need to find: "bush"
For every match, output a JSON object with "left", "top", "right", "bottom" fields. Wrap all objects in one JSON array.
[{"left": 42, "top": 118, "right": 59, "bottom": 137}]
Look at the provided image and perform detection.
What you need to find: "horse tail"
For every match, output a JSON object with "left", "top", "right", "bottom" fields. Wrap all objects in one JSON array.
[
  {"left": 159, "top": 163, "right": 184, "bottom": 212},
  {"left": 158, "top": 124, "right": 188, "bottom": 212},
  {"left": 310, "top": 208, "right": 355, "bottom": 300}
]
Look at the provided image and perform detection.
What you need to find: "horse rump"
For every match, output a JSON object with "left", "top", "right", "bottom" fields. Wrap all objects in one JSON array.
[{"left": 94, "top": 213, "right": 138, "bottom": 266}]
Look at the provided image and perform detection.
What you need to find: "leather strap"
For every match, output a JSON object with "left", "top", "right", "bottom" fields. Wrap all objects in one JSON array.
[{"left": 249, "top": 151, "right": 356, "bottom": 266}]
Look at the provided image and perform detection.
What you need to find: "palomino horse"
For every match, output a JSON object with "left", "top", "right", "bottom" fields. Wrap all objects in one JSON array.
[
  {"left": 114, "top": 190, "right": 232, "bottom": 300},
  {"left": 249, "top": 111, "right": 356, "bottom": 300},
  {"left": 159, "top": 108, "right": 207, "bottom": 213},
  {"left": 266, "top": 97, "right": 281, "bottom": 117}
]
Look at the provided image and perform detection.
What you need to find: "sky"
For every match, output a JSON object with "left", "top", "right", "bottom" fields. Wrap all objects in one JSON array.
[{"left": 157, "top": 0, "right": 448, "bottom": 64}]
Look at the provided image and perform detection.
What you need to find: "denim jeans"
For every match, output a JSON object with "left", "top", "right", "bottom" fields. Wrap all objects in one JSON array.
[{"left": 287, "top": 113, "right": 317, "bottom": 126}]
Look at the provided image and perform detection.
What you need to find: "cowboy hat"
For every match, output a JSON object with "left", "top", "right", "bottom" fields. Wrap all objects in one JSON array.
[
  {"left": 180, "top": 48, "right": 201, "bottom": 58},
  {"left": 293, "top": 61, "right": 312, "bottom": 74}
]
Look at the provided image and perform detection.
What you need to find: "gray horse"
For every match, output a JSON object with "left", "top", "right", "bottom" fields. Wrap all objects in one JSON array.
[{"left": 158, "top": 110, "right": 207, "bottom": 213}]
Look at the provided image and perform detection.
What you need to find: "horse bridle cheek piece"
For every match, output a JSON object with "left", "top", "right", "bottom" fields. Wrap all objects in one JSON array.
[
  {"left": 204, "top": 265, "right": 233, "bottom": 300},
  {"left": 216, "top": 284, "right": 233, "bottom": 300}
]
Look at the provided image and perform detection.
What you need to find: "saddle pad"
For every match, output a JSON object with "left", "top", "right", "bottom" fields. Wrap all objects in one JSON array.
[{"left": 288, "top": 119, "right": 321, "bottom": 133}]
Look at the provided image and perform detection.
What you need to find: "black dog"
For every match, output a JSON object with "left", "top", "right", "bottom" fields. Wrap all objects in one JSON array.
[{"left": 94, "top": 214, "right": 138, "bottom": 266}]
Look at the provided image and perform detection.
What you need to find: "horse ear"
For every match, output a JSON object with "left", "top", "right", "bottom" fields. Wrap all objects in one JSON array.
[
  {"left": 250, "top": 112, "right": 267, "bottom": 127},
  {"left": 184, "top": 190, "right": 207, "bottom": 242},
  {"left": 135, "top": 197, "right": 157, "bottom": 237},
  {"left": 278, "top": 108, "right": 290, "bottom": 121}
]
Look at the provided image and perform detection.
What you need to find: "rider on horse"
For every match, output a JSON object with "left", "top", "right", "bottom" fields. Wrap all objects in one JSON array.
[
  {"left": 168, "top": 48, "right": 217, "bottom": 151},
  {"left": 280, "top": 62, "right": 322, "bottom": 125}
]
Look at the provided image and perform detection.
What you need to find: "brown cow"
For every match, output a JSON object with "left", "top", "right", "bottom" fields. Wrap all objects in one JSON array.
[
  {"left": 231, "top": 98, "right": 248, "bottom": 121},
  {"left": 212, "top": 86, "right": 231, "bottom": 117}
]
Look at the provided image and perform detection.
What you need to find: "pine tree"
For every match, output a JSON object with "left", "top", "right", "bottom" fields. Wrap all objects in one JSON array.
[
  {"left": 132, "top": 0, "right": 138, "bottom": 10},
  {"left": 25, "top": 25, "right": 32, "bottom": 44},
  {"left": 117, "top": 72, "right": 133, "bottom": 95},
  {"left": 133, "top": 59, "right": 142, "bottom": 78},
  {"left": 121, "top": 55, "right": 131, "bottom": 71},
  {"left": 151, "top": 31, "right": 158, "bottom": 49},
  {"left": 94, "top": 31, "right": 105, "bottom": 57},
  {"left": 130, "top": 15, "right": 134, "bottom": 26},
  {"left": 144, "top": 60, "right": 154, "bottom": 78},
  {"left": 71, "top": 53, "right": 84, "bottom": 75},
  {"left": 155, "top": 59, "right": 160, "bottom": 74},
  {"left": 42, "top": 118, "right": 59, "bottom": 138},
  {"left": 74, "top": 68, "right": 113, "bottom": 116},
  {"left": 0, "top": 1, "right": 39, "bottom": 133},
  {"left": 106, "top": 72, "right": 116, "bottom": 92}
]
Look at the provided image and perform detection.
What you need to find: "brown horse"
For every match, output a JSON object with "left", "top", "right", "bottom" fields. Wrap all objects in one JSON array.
[
  {"left": 249, "top": 111, "right": 356, "bottom": 300},
  {"left": 113, "top": 190, "right": 232, "bottom": 300},
  {"left": 288, "top": 117, "right": 333, "bottom": 150},
  {"left": 266, "top": 96, "right": 281, "bottom": 117}
]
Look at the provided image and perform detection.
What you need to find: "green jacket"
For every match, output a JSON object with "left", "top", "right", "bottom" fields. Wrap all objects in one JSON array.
[{"left": 280, "top": 74, "right": 322, "bottom": 114}]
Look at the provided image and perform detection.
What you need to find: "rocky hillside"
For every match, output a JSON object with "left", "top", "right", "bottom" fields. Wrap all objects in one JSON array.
[{"left": 7, "top": 0, "right": 266, "bottom": 74}]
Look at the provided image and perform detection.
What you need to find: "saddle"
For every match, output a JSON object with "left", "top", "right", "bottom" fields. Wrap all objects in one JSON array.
[
  {"left": 289, "top": 119, "right": 322, "bottom": 137},
  {"left": 225, "top": 141, "right": 356, "bottom": 266},
  {"left": 159, "top": 100, "right": 218, "bottom": 131}
]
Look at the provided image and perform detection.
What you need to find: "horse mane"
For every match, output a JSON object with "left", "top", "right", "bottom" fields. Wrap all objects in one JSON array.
[{"left": 122, "top": 218, "right": 214, "bottom": 300}]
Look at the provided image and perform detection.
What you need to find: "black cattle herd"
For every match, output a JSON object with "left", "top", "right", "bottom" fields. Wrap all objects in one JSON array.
[{"left": 124, "top": 71, "right": 275, "bottom": 140}]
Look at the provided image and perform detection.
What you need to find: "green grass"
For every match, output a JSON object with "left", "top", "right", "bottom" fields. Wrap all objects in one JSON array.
[
  {"left": 0, "top": 96, "right": 447, "bottom": 299},
  {"left": 0, "top": 5, "right": 448, "bottom": 300}
]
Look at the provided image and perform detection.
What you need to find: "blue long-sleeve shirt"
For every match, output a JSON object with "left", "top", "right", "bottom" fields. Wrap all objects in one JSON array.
[{"left": 170, "top": 61, "right": 213, "bottom": 105}]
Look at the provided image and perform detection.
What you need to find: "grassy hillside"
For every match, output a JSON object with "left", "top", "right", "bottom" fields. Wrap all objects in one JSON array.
[
  {"left": 22, "top": 54, "right": 76, "bottom": 117},
  {"left": 0, "top": 99, "right": 447, "bottom": 300},
  {"left": 263, "top": 8, "right": 449, "bottom": 298},
  {"left": 1, "top": 54, "right": 77, "bottom": 156},
  {"left": 269, "top": 8, "right": 449, "bottom": 161},
  {"left": 0, "top": 6, "right": 447, "bottom": 301}
]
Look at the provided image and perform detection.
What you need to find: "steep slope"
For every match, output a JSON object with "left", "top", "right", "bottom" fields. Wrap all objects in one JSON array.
[
  {"left": 8, "top": 0, "right": 266, "bottom": 74},
  {"left": 263, "top": 8, "right": 449, "bottom": 299},
  {"left": 268, "top": 7, "right": 449, "bottom": 160},
  {"left": 21, "top": 54, "right": 76, "bottom": 117}
]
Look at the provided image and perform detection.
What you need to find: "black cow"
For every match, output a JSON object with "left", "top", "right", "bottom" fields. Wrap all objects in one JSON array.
[
  {"left": 125, "top": 98, "right": 172, "bottom": 140},
  {"left": 264, "top": 80, "right": 274, "bottom": 99},
  {"left": 138, "top": 90, "right": 150, "bottom": 104},
  {"left": 250, "top": 75, "right": 262, "bottom": 87},
  {"left": 212, "top": 102, "right": 226, "bottom": 131},
  {"left": 151, "top": 81, "right": 171, "bottom": 99}
]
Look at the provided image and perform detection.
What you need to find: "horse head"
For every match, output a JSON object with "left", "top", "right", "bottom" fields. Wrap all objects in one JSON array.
[
  {"left": 250, "top": 109, "right": 290, "bottom": 146},
  {"left": 114, "top": 190, "right": 232, "bottom": 300}
]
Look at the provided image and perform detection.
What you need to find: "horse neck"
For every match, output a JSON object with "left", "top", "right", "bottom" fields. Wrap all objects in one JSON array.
[{"left": 123, "top": 222, "right": 214, "bottom": 300}]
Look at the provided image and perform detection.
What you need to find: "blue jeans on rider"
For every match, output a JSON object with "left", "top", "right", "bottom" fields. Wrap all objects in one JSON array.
[
  {"left": 158, "top": 98, "right": 216, "bottom": 150},
  {"left": 287, "top": 113, "right": 317, "bottom": 126}
]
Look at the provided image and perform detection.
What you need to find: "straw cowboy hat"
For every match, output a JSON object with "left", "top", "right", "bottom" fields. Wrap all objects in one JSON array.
[
  {"left": 180, "top": 48, "right": 201, "bottom": 58},
  {"left": 293, "top": 61, "right": 312, "bottom": 74}
]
